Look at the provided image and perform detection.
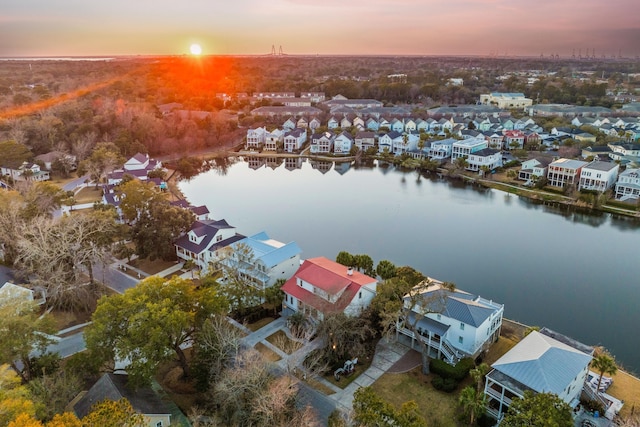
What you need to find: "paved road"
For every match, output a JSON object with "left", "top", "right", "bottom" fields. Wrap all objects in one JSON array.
[
  {"left": 94, "top": 261, "right": 138, "bottom": 294},
  {"left": 62, "top": 174, "right": 90, "bottom": 191},
  {"left": 45, "top": 331, "right": 86, "bottom": 358}
]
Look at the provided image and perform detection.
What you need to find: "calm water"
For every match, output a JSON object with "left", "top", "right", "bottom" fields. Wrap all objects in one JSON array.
[{"left": 179, "top": 157, "right": 640, "bottom": 373}]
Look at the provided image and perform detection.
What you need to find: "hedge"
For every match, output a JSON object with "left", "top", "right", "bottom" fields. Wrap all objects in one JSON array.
[{"left": 429, "top": 357, "right": 475, "bottom": 382}]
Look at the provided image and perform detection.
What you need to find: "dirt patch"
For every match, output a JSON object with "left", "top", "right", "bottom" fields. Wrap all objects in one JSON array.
[
  {"left": 255, "top": 342, "right": 281, "bottom": 362},
  {"left": 501, "top": 318, "right": 528, "bottom": 341},
  {"left": 73, "top": 186, "right": 103, "bottom": 204},
  {"left": 388, "top": 349, "right": 422, "bottom": 373},
  {"left": 266, "top": 330, "right": 302, "bottom": 355},
  {"left": 47, "top": 309, "right": 93, "bottom": 331},
  {"left": 247, "top": 317, "right": 275, "bottom": 332}
]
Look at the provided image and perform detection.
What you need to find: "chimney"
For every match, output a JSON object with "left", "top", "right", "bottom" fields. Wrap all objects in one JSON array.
[{"left": 347, "top": 267, "right": 353, "bottom": 276}]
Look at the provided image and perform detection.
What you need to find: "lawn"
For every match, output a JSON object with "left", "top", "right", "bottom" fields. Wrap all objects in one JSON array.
[
  {"left": 128, "top": 258, "right": 178, "bottom": 275},
  {"left": 371, "top": 367, "right": 463, "bottom": 427},
  {"left": 73, "top": 186, "right": 103, "bottom": 204},
  {"left": 255, "top": 342, "right": 281, "bottom": 362},
  {"left": 325, "top": 361, "right": 371, "bottom": 389},
  {"left": 247, "top": 316, "right": 275, "bottom": 332},
  {"left": 606, "top": 370, "right": 640, "bottom": 418},
  {"left": 47, "top": 309, "right": 93, "bottom": 331}
]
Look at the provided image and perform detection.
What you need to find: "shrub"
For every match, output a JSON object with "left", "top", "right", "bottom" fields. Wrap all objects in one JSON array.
[
  {"left": 431, "top": 374, "right": 458, "bottom": 392},
  {"left": 430, "top": 357, "right": 475, "bottom": 382}
]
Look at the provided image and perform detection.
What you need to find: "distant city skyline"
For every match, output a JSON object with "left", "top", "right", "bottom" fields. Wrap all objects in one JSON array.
[{"left": 2, "top": 0, "right": 639, "bottom": 58}]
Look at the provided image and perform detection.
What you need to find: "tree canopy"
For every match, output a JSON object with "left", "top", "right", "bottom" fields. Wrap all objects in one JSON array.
[
  {"left": 85, "top": 275, "right": 227, "bottom": 386},
  {"left": 500, "top": 391, "right": 573, "bottom": 427}
]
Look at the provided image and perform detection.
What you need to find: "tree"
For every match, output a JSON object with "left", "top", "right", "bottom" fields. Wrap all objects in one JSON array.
[
  {"left": 0, "top": 140, "right": 32, "bottom": 169},
  {"left": 0, "top": 190, "right": 27, "bottom": 264},
  {"left": 78, "top": 142, "right": 124, "bottom": 187},
  {"left": 314, "top": 313, "right": 374, "bottom": 369},
  {"left": 80, "top": 398, "right": 146, "bottom": 427},
  {"left": 85, "top": 276, "right": 227, "bottom": 386},
  {"left": 470, "top": 363, "right": 490, "bottom": 393},
  {"left": 353, "top": 254, "right": 374, "bottom": 277},
  {"left": 591, "top": 351, "right": 617, "bottom": 392},
  {"left": 0, "top": 303, "right": 56, "bottom": 382},
  {"left": 353, "top": 386, "right": 427, "bottom": 427},
  {"left": 19, "top": 182, "right": 71, "bottom": 220},
  {"left": 0, "top": 364, "right": 38, "bottom": 426},
  {"left": 459, "top": 385, "right": 486, "bottom": 426},
  {"left": 335, "top": 251, "right": 355, "bottom": 267},
  {"left": 500, "top": 391, "right": 573, "bottom": 427},
  {"left": 15, "top": 211, "right": 118, "bottom": 310},
  {"left": 453, "top": 156, "right": 468, "bottom": 174},
  {"left": 27, "top": 371, "right": 81, "bottom": 422},
  {"left": 375, "top": 259, "right": 397, "bottom": 280}
]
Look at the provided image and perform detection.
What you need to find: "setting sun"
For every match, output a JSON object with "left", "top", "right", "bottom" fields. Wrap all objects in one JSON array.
[{"left": 189, "top": 43, "right": 202, "bottom": 55}]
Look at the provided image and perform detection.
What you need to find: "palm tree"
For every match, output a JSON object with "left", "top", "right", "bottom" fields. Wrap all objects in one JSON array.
[
  {"left": 470, "top": 363, "right": 490, "bottom": 393},
  {"left": 591, "top": 351, "right": 617, "bottom": 392},
  {"left": 459, "top": 385, "right": 486, "bottom": 426}
]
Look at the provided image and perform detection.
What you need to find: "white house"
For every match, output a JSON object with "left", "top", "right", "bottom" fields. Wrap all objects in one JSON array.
[
  {"left": 282, "top": 117, "right": 297, "bottom": 131},
  {"left": 578, "top": 161, "right": 620, "bottom": 192},
  {"left": 0, "top": 162, "right": 50, "bottom": 182},
  {"left": 396, "top": 279, "right": 503, "bottom": 365},
  {"left": 221, "top": 232, "right": 302, "bottom": 292},
  {"left": 483, "top": 328, "right": 593, "bottom": 421},
  {"left": 547, "top": 158, "right": 589, "bottom": 188},
  {"left": 615, "top": 168, "right": 640, "bottom": 201},
  {"left": 393, "top": 133, "right": 419, "bottom": 156},
  {"left": 246, "top": 127, "right": 267, "bottom": 150},
  {"left": 310, "top": 131, "right": 335, "bottom": 154},
  {"left": 608, "top": 142, "right": 640, "bottom": 161},
  {"left": 451, "top": 137, "right": 488, "bottom": 163},
  {"left": 107, "top": 153, "right": 163, "bottom": 185},
  {"left": 466, "top": 148, "right": 502, "bottom": 172},
  {"left": 378, "top": 131, "right": 403, "bottom": 154},
  {"left": 518, "top": 158, "right": 551, "bottom": 183},
  {"left": 283, "top": 128, "right": 307, "bottom": 153},
  {"left": 281, "top": 257, "right": 377, "bottom": 322},
  {"left": 355, "top": 131, "right": 376, "bottom": 151},
  {"left": 264, "top": 129, "right": 285, "bottom": 151},
  {"left": 174, "top": 219, "right": 245, "bottom": 270}
]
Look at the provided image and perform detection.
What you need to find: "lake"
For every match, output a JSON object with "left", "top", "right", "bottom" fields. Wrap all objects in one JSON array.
[{"left": 179, "top": 156, "right": 640, "bottom": 373}]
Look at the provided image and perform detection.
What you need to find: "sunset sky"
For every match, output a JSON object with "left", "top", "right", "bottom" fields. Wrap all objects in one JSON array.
[{"left": 2, "top": 0, "right": 639, "bottom": 57}]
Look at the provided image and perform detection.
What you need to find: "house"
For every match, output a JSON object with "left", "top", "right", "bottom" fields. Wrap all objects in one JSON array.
[
  {"left": 340, "top": 116, "right": 353, "bottom": 129},
  {"left": 518, "top": 158, "right": 551, "bottom": 182},
  {"left": 466, "top": 148, "right": 502, "bottom": 172},
  {"left": 246, "top": 127, "right": 267, "bottom": 150},
  {"left": 378, "top": 131, "right": 401, "bottom": 154},
  {"left": 390, "top": 118, "right": 405, "bottom": 133},
  {"left": 353, "top": 116, "right": 365, "bottom": 131},
  {"left": 483, "top": 131, "right": 504, "bottom": 149},
  {"left": 546, "top": 158, "right": 589, "bottom": 188},
  {"left": 483, "top": 328, "right": 593, "bottom": 421},
  {"left": 479, "top": 92, "right": 533, "bottom": 109},
  {"left": 365, "top": 117, "right": 380, "bottom": 131},
  {"left": 281, "top": 257, "right": 377, "bottom": 322},
  {"left": 73, "top": 373, "right": 172, "bottom": 427},
  {"left": 578, "top": 161, "right": 619, "bottom": 192},
  {"left": 355, "top": 131, "right": 376, "bottom": 152},
  {"left": 308, "top": 117, "right": 321, "bottom": 131},
  {"left": 404, "top": 118, "right": 417, "bottom": 133},
  {"left": 283, "top": 128, "right": 307, "bottom": 153},
  {"left": 310, "top": 131, "right": 335, "bottom": 154},
  {"left": 282, "top": 117, "right": 297, "bottom": 131},
  {"left": 396, "top": 279, "right": 503, "bottom": 365},
  {"left": 393, "top": 133, "right": 419, "bottom": 156},
  {"left": 220, "top": 232, "right": 302, "bottom": 292},
  {"left": 34, "top": 151, "right": 77, "bottom": 171},
  {"left": 333, "top": 132, "right": 354, "bottom": 155},
  {"left": 169, "top": 200, "right": 210, "bottom": 221},
  {"left": 327, "top": 117, "right": 339, "bottom": 129},
  {"left": 608, "top": 142, "right": 640, "bottom": 161},
  {"left": 264, "top": 129, "right": 285, "bottom": 151},
  {"left": 415, "top": 119, "right": 429, "bottom": 133},
  {"left": 299, "top": 92, "right": 326, "bottom": 103},
  {"left": 503, "top": 130, "right": 526, "bottom": 150},
  {"left": 429, "top": 138, "right": 455, "bottom": 161},
  {"left": 451, "top": 137, "right": 488, "bottom": 163},
  {"left": 0, "top": 282, "right": 36, "bottom": 308},
  {"left": 581, "top": 145, "right": 613, "bottom": 159},
  {"left": 174, "top": 219, "right": 245, "bottom": 270},
  {"left": 615, "top": 168, "right": 640, "bottom": 201}
]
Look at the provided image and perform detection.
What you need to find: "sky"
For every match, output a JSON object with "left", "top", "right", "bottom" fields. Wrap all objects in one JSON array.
[{"left": 2, "top": 0, "right": 640, "bottom": 57}]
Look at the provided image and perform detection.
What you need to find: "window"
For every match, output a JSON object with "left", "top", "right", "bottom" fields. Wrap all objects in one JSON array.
[
  {"left": 216, "top": 234, "right": 222, "bottom": 242},
  {"left": 156, "top": 422, "right": 163, "bottom": 427},
  {"left": 458, "top": 336, "right": 463, "bottom": 344},
  {"left": 359, "top": 291, "right": 362, "bottom": 299},
  {"left": 460, "top": 322, "right": 465, "bottom": 330},
  {"left": 436, "top": 314, "right": 441, "bottom": 320}
]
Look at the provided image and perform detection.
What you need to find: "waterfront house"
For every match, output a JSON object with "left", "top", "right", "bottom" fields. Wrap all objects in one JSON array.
[
  {"left": 283, "top": 128, "right": 307, "bottom": 153},
  {"left": 170, "top": 200, "right": 210, "bottom": 221},
  {"left": 310, "top": 131, "right": 335, "bottom": 154},
  {"left": 220, "top": 232, "right": 302, "bottom": 292},
  {"left": 281, "top": 257, "right": 377, "bottom": 322},
  {"left": 546, "top": 158, "right": 589, "bottom": 188},
  {"left": 246, "top": 127, "right": 267, "bottom": 150},
  {"left": 429, "top": 138, "right": 455, "bottom": 161},
  {"left": 578, "top": 161, "right": 619, "bottom": 192},
  {"left": 518, "top": 158, "right": 551, "bottom": 183},
  {"left": 396, "top": 279, "right": 503, "bottom": 365},
  {"left": 334, "top": 131, "right": 354, "bottom": 155},
  {"left": 615, "top": 168, "right": 640, "bottom": 201},
  {"left": 264, "top": 129, "right": 285, "bottom": 151},
  {"left": 355, "top": 131, "right": 376, "bottom": 152},
  {"left": 483, "top": 328, "right": 592, "bottom": 421},
  {"left": 74, "top": 373, "right": 172, "bottom": 427},
  {"left": 466, "top": 148, "right": 502, "bottom": 172},
  {"left": 174, "top": 219, "right": 245, "bottom": 271},
  {"left": 393, "top": 133, "right": 419, "bottom": 156},
  {"left": 451, "top": 137, "right": 488, "bottom": 163},
  {"left": 378, "top": 131, "right": 401, "bottom": 154}
]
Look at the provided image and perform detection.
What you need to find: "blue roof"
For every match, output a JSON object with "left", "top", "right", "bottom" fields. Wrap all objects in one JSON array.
[
  {"left": 233, "top": 232, "right": 302, "bottom": 268},
  {"left": 491, "top": 331, "right": 592, "bottom": 395}
]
